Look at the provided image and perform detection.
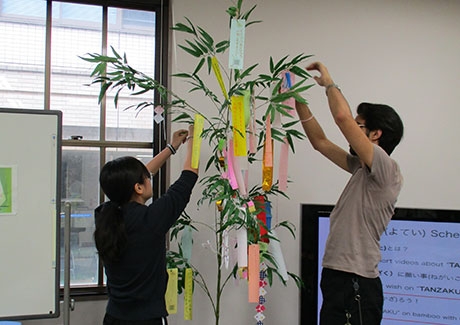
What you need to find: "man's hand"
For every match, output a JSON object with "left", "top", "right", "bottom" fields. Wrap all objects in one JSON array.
[{"left": 306, "top": 62, "right": 334, "bottom": 87}]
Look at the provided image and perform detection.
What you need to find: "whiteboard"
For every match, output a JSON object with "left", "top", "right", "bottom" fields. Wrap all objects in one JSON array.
[{"left": 0, "top": 108, "right": 61, "bottom": 320}]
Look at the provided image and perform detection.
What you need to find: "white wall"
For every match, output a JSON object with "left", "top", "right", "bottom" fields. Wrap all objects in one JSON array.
[{"left": 20, "top": 0, "right": 460, "bottom": 324}]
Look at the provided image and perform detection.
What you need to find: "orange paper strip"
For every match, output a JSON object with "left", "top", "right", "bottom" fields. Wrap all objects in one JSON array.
[{"left": 248, "top": 244, "right": 260, "bottom": 303}]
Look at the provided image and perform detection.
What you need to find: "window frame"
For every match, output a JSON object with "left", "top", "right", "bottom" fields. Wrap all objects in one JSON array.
[{"left": 40, "top": 0, "right": 170, "bottom": 297}]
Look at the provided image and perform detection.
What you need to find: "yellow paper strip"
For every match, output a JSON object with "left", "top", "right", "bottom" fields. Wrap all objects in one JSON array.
[
  {"left": 248, "top": 244, "right": 260, "bottom": 303},
  {"left": 191, "top": 114, "right": 204, "bottom": 169},
  {"left": 231, "top": 95, "right": 247, "bottom": 157},
  {"left": 165, "top": 268, "right": 178, "bottom": 314},
  {"left": 184, "top": 268, "right": 193, "bottom": 320},
  {"left": 211, "top": 56, "right": 229, "bottom": 100}
]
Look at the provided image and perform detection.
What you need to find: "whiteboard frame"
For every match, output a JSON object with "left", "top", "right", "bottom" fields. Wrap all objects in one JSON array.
[{"left": 0, "top": 108, "right": 62, "bottom": 320}]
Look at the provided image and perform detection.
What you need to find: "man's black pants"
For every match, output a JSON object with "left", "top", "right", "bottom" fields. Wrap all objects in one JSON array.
[{"left": 320, "top": 268, "right": 383, "bottom": 325}]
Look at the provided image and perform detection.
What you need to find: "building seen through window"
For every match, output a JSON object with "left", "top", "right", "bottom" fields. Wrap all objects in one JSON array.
[{"left": 0, "top": 0, "right": 162, "bottom": 290}]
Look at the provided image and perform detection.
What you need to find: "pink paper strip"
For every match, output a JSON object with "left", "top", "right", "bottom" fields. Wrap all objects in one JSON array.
[
  {"left": 278, "top": 137, "right": 289, "bottom": 191},
  {"left": 264, "top": 118, "right": 273, "bottom": 167},
  {"left": 224, "top": 143, "right": 239, "bottom": 190},
  {"left": 232, "top": 155, "right": 247, "bottom": 196}
]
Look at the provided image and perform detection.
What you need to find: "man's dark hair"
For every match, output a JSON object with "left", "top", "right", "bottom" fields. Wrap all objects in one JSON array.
[{"left": 357, "top": 102, "right": 404, "bottom": 155}]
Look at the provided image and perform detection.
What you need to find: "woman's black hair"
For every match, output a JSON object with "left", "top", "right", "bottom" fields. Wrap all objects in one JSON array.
[
  {"left": 94, "top": 156, "right": 150, "bottom": 263},
  {"left": 357, "top": 102, "right": 404, "bottom": 155}
]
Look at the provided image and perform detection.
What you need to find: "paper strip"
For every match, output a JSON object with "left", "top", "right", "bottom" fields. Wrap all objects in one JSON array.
[
  {"left": 222, "top": 229, "right": 230, "bottom": 269},
  {"left": 281, "top": 71, "right": 296, "bottom": 116},
  {"left": 264, "top": 118, "right": 273, "bottom": 167},
  {"left": 232, "top": 156, "right": 247, "bottom": 196},
  {"left": 278, "top": 137, "right": 289, "bottom": 191},
  {"left": 165, "top": 268, "right": 178, "bottom": 314},
  {"left": 180, "top": 225, "right": 193, "bottom": 262},
  {"left": 268, "top": 230, "right": 288, "bottom": 281},
  {"left": 237, "top": 227, "right": 248, "bottom": 267},
  {"left": 191, "top": 114, "right": 204, "bottom": 169},
  {"left": 262, "top": 139, "right": 273, "bottom": 192},
  {"left": 255, "top": 195, "right": 268, "bottom": 243},
  {"left": 211, "top": 56, "right": 228, "bottom": 100},
  {"left": 248, "top": 244, "right": 260, "bottom": 303},
  {"left": 231, "top": 95, "right": 247, "bottom": 157},
  {"left": 225, "top": 142, "right": 239, "bottom": 190},
  {"left": 184, "top": 268, "right": 193, "bottom": 320},
  {"left": 229, "top": 19, "right": 246, "bottom": 69},
  {"left": 249, "top": 93, "right": 257, "bottom": 154},
  {"left": 265, "top": 201, "right": 272, "bottom": 230}
]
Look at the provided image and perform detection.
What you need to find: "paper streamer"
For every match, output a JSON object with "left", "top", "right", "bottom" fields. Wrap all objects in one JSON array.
[
  {"left": 254, "top": 195, "right": 268, "bottom": 243},
  {"left": 237, "top": 227, "right": 248, "bottom": 267},
  {"left": 264, "top": 201, "right": 272, "bottom": 230},
  {"left": 281, "top": 71, "right": 296, "bottom": 116},
  {"left": 249, "top": 92, "right": 257, "bottom": 154},
  {"left": 278, "top": 137, "right": 290, "bottom": 191},
  {"left": 211, "top": 56, "right": 228, "bottom": 100},
  {"left": 254, "top": 262, "right": 268, "bottom": 325},
  {"left": 231, "top": 95, "right": 248, "bottom": 157},
  {"left": 264, "top": 118, "right": 273, "bottom": 167},
  {"left": 165, "top": 268, "right": 178, "bottom": 314},
  {"left": 225, "top": 142, "right": 239, "bottom": 190},
  {"left": 232, "top": 156, "right": 247, "bottom": 196},
  {"left": 229, "top": 19, "right": 246, "bottom": 70},
  {"left": 268, "top": 230, "right": 288, "bottom": 281},
  {"left": 180, "top": 225, "right": 193, "bottom": 262},
  {"left": 248, "top": 244, "right": 260, "bottom": 303},
  {"left": 262, "top": 139, "right": 273, "bottom": 192},
  {"left": 184, "top": 268, "right": 193, "bottom": 320},
  {"left": 191, "top": 114, "right": 204, "bottom": 169},
  {"left": 222, "top": 229, "right": 230, "bottom": 269}
]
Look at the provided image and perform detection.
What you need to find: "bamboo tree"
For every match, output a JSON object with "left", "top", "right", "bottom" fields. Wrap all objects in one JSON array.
[{"left": 82, "top": 1, "right": 313, "bottom": 324}]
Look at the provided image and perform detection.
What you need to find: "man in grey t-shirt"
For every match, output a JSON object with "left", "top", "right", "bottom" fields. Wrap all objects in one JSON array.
[{"left": 296, "top": 62, "right": 404, "bottom": 325}]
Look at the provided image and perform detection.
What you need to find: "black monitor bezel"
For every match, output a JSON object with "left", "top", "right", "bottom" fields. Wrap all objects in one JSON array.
[{"left": 300, "top": 204, "right": 460, "bottom": 325}]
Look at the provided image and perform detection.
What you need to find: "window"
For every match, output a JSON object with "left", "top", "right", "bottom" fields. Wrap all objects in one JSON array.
[{"left": 0, "top": 0, "right": 169, "bottom": 294}]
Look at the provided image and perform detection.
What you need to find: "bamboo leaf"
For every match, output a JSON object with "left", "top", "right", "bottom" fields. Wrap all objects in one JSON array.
[
  {"left": 178, "top": 44, "right": 202, "bottom": 58},
  {"left": 193, "top": 57, "right": 206, "bottom": 75}
]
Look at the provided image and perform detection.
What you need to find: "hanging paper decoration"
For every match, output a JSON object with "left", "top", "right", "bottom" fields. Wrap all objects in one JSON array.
[
  {"left": 254, "top": 196, "right": 268, "bottom": 243},
  {"left": 268, "top": 230, "right": 288, "bottom": 282},
  {"left": 237, "top": 227, "right": 248, "bottom": 268},
  {"left": 249, "top": 92, "right": 257, "bottom": 154},
  {"left": 211, "top": 56, "right": 229, "bottom": 100},
  {"left": 248, "top": 244, "right": 260, "bottom": 303},
  {"left": 154, "top": 105, "right": 165, "bottom": 124},
  {"left": 254, "top": 262, "right": 268, "bottom": 325},
  {"left": 184, "top": 268, "right": 193, "bottom": 320},
  {"left": 228, "top": 18, "right": 246, "bottom": 70},
  {"left": 264, "top": 201, "right": 272, "bottom": 230},
  {"left": 221, "top": 228, "right": 230, "bottom": 269},
  {"left": 225, "top": 141, "right": 239, "bottom": 190},
  {"left": 281, "top": 70, "right": 296, "bottom": 116},
  {"left": 165, "top": 268, "right": 178, "bottom": 314},
  {"left": 180, "top": 225, "right": 193, "bottom": 262},
  {"left": 231, "top": 95, "right": 248, "bottom": 157},
  {"left": 191, "top": 114, "right": 204, "bottom": 169}
]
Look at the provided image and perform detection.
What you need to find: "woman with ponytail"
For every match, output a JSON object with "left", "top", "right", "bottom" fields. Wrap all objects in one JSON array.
[{"left": 95, "top": 126, "right": 198, "bottom": 325}]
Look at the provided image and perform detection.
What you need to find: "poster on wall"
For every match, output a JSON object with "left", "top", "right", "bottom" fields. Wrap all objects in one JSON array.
[{"left": 0, "top": 166, "right": 16, "bottom": 215}]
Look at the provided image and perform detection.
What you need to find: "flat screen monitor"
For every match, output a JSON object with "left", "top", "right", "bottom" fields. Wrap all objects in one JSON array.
[{"left": 300, "top": 204, "right": 460, "bottom": 325}]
